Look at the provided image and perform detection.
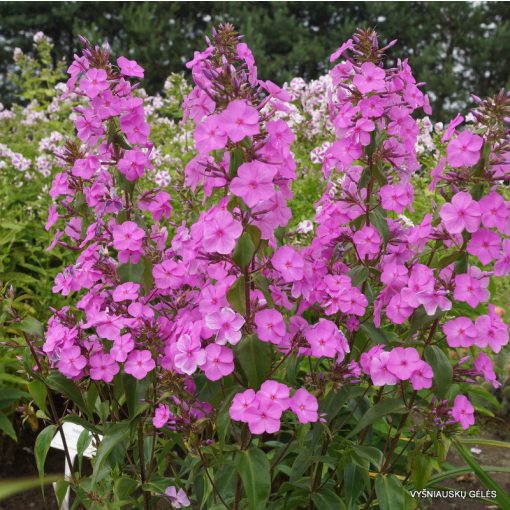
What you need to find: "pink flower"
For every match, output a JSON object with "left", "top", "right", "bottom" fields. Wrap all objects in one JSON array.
[
  {"left": 410, "top": 361, "right": 433, "bottom": 390},
  {"left": 173, "top": 334, "right": 206, "bottom": 375},
  {"left": 254, "top": 309, "right": 286, "bottom": 344},
  {"left": 194, "top": 114, "right": 227, "bottom": 153},
  {"left": 80, "top": 68, "right": 109, "bottom": 98},
  {"left": 110, "top": 333, "right": 135, "bottom": 362},
  {"left": 479, "top": 192, "right": 508, "bottom": 230},
  {"left": 475, "top": 309, "right": 509, "bottom": 353},
  {"left": 164, "top": 486, "right": 190, "bottom": 508},
  {"left": 466, "top": 228, "right": 500, "bottom": 265},
  {"left": 112, "top": 282, "right": 140, "bottom": 302},
  {"left": 386, "top": 293, "right": 414, "bottom": 324},
  {"left": 352, "top": 225, "right": 381, "bottom": 260},
  {"left": 495, "top": 240, "right": 510, "bottom": 276},
  {"left": 153, "top": 259, "right": 186, "bottom": 290},
  {"left": 290, "top": 388, "right": 318, "bottom": 424},
  {"left": 202, "top": 210, "right": 242, "bottom": 254},
  {"left": 379, "top": 184, "right": 413, "bottom": 213},
  {"left": 446, "top": 131, "right": 483, "bottom": 168},
  {"left": 205, "top": 307, "right": 245, "bottom": 345},
  {"left": 369, "top": 351, "right": 398, "bottom": 386},
  {"left": 442, "top": 317, "right": 478, "bottom": 347},
  {"left": 451, "top": 395, "right": 475, "bottom": 430},
  {"left": 246, "top": 395, "right": 282, "bottom": 434},
  {"left": 117, "top": 56, "right": 144, "bottom": 78},
  {"left": 454, "top": 266, "right": 490, "bottom": 308},
  {"left": 203, "top": 344, "right": 234, "bottom": 381},
  {"left": 353, "top": 62, "right": 386, "bottom": 94},
  {"left": 259, "top": 380, "right": 290, "bottom": 411},
  {"left": 474, "top": 353, "right": 500, "bottom": 389},
  {"left": 118, "top": 149, "right": 151, "bottom": 181},
  {"left": 336, "top": 286, "right": 368, "bottom": 317},
  {"left": 58, "top": 346, "right": 87, "bottom": 378},
  {"left": 219, "top": 100, "right": 259, "bottom": 143},
  {"left": 153, "top": 404, "right": 172, "bottom": 428},
  {"left": 72, "top": 156, "right": 100, "bottom": 180},
  {"left": 124, "top": 349, "right": 156, "bottom": 380},
  {"left": 229, "top": 389, "right": 256, "bottom": 422},
  {"left": 112, "top": 221, "right": 145, "bottom": 252},
  {"left": 304, "top": 319, "right": 348, "bottom": 359},
  {"left": 89, "top": 352, "right": 119, "bottom": 383},
  {"left": 439, "top": 191, "right": 481, "bottom": 234},
  {"left": 386, "top": 347, "right": 422, "bottom": 380},
  {"left": 271, "top": 246, "right": 304, "bottom": 283},
  {"left": 230, "top": 161, "right": 276, "bottom": 207}
]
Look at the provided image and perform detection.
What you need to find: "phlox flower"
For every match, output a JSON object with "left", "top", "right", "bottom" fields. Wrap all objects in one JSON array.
[
  {"left": 380, "top": 263, "right": 409, "bottom": 290},
  {"left": 124, "top": 349, "right": 156, "bottom": 380},
  {"left": 290, "top": 388, "right": 318, "bottom": 424},
  {"left": 379, "top": 184, "right": 413, "bottom": 213},
  {"left": 304, "top": 319, "right": 348, "bottom": 360},
  {"left": 410, "top": 361, "right": 433, "bottom": 390},
  {"left": 152, "top": 404, "right": 172, "bottom": 428},
  {"left": 352, "top": 225, "right": 381, "bottom": 260},
  {"left": 112, "top": 282, "right": 140, "bottom": 302},
  {"left": 80, "top": 68, "right": 109, "bottom": 98},
  {"left": 205, "top": 307, "right": 245, "bottom": 345},
  {"left": 479, "top": 192, "right": 508, "bottom": 230},
  {"left": 446, "top": 131, "right": 483, "bottom": 168},
  {"left": 245, "top": 395, "right": 282, "bottom": 434},
  {"left": 386, "top": 293, "right": 414, "bottom": 324},
  {"left": 110, "top": 333, "right": 135, "bottom": 362},
  {"left": 369, "top": 351, "right": 398, "bottom": 386},
  {"left": 271, "top": 246, "right": 304, "bottom": 283},
  {"left": 442, "top": 317, "right": 478, "bottom": 347},
  {"left": 475, "top": 309, "right": 509, "bottom": 353},
  {"left": 193, "top": 114, "right": 227, "bottom": 153},
  {"left": 219, "top": 99, "right": 259, "bottom": 143},
  {"left": 202, "top": 210, "right": 242, "bottom": 254},
  {"left": 259, "top": 380, "right": 291, "bottom": 411},
  {"left": 329, "top": 39, "right": 353, "bottom": 62},
  {"left": 203, "top": 344, "right": 234, "bottom": 381},
  {"left": 474, "top": 353, "right": 500, "bottom": 389},
  {"left": 439, "top": 191, "right": 481, "bottom": 234},
  {"left": 336, "top": 286, "right": 368, "bottom": 317},
  {"left": 117, "top": 56, "right": 144, "bottom": 78},
  {"left": 230, "top": 161, "right": 276, "bottom": 207},
  {"left": 164, "top": 486, "right": 190, "bottom": 509},
  {"left": 495, "top": 240, "right": 510, "bottom": 276},
  {"left": 58, "top": 346, "right": 87, "bottom": 378},
  {"left": 453, "top": 266, "right": 490, "bottom": 308},
  {"left": 112, "top": 221, "right": 145, "bottom": 252},
  {"left": 386, "top": 347, "right": 422, "bottom": 380},
  {"left": 118, "top": 149, "right": 151, "bottom": 181},
  {"left": 72, "top": 156, "right": 101, "bottom": 180},
  {"left": 451, "top": 395, "right": 475, "bottom": 430},
  {"left": 153, "top": 259, "right": 186, "bottom": 290},
  {"left": 254, "top": 309, "right": 286, "bottom": 344},
  {"left": 173, "top": 334, "right": 206, "bottom": 375},
  {"left": 89, "top": 352, "right": 119, "bottom": 383},
  {"left": 229, "top": 389, "right": 256, "bottom": 422},
  {"left": 353, "top": 62, "right": 386, "bottom": 94},
  {"left": 466, "top": 228, "right": 501, "bottom": 265}
]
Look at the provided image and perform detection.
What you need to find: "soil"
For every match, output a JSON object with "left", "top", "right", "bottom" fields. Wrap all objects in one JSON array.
[{"left": 0, "top": 417, "right": 509, "bottom": 510}]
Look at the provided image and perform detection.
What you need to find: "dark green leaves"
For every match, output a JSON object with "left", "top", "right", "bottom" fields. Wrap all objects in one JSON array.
[
  {"left": 424, "top": 345, "right": 452, "bottom": 398},
  {"left": 233, "top": 232, "right": 256, "bottom": 270},
  {"left": 0, "top": 411, "right": 16, "bottom": 441},
  {"left": 348, "top": 399, "right": 406, "bottom": 438},
  {"left": 374, "top": 474, "right": 406, "bottom": 510},
  {"left": 227, "top": 276, "right": 246, "bottom": 316},
  {"left": 35, "top": 425, "right": 57, "bottom": 487},
  {"left": 235, "top": 335, "right": 272, "bottom": 388},
  {"left": 235, "top": 447, "right": 270, "bottom": 510}
]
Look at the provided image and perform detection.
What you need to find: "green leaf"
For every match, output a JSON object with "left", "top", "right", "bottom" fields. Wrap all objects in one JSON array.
[
  {"left": 28, "top": 380, "right": 48, "bottom": 414},
  {"left": 0, "top": 388, "right": 29, "bottom": 409},
  {"left": 375, "top": 474, "right": 406, "bottom": 510},
  {"left": 18, "top": 316, "right": 44, "bottom": 338},
  {"left": 0, "top": 475, "right": 62, "bottom": 502},
  {"left": 117, "top": 258, "right": 146, "bottom": 284},
  {"left": 348, "top": 399, "right": 406, "bottom": 438},
  {"left": 453, "top": 440, "right": 510, "bottom": 509},
  {"left": 370, "top": 208, "right": 390, "bottom": 243},
  {"left": 348, "top": 266, "right": 369, "bottom": 287},
  {"left": 35, "top": 425, "right": 57, "bottom": 487},
  {"left": 54, "top": 480, "right": 70, "bottom": 508},
  {"left": 411, "top": 453, "right": 433, "bottom": 489},
  {"left": 235, "top": 334, "right": 272, "bottom": 388},
  {"left": 235, "top": 447, "right": 270, "bottom": 510},
  {"left": 352, "top": 445, "right": 383, "bottom": 470},
  {"left": 92, "top": 422, "right": 130, "bottom": 485},
  {"left": 229, "top": 147, "right": 244, "bottom": 179},
  {"left": 312, "top": 488, "right": 346, "bottom": 510},
  {"left": 123, "top": 374, "right": 150, "bottom": 418},
  {"left": 45, "top": 372, "right": 89, "bottom": 417},
  {"left": 227, "top": 276, "right": 246, "bottom": 316},
  {"left": 233, "top": 231, "right": 256, "bottom": 270},
  {"left": 0, "top": 410, "right": 16, "bottom": 441},
  {"left": 424, "top": 345, "right": 452, "bottom": 398}
]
